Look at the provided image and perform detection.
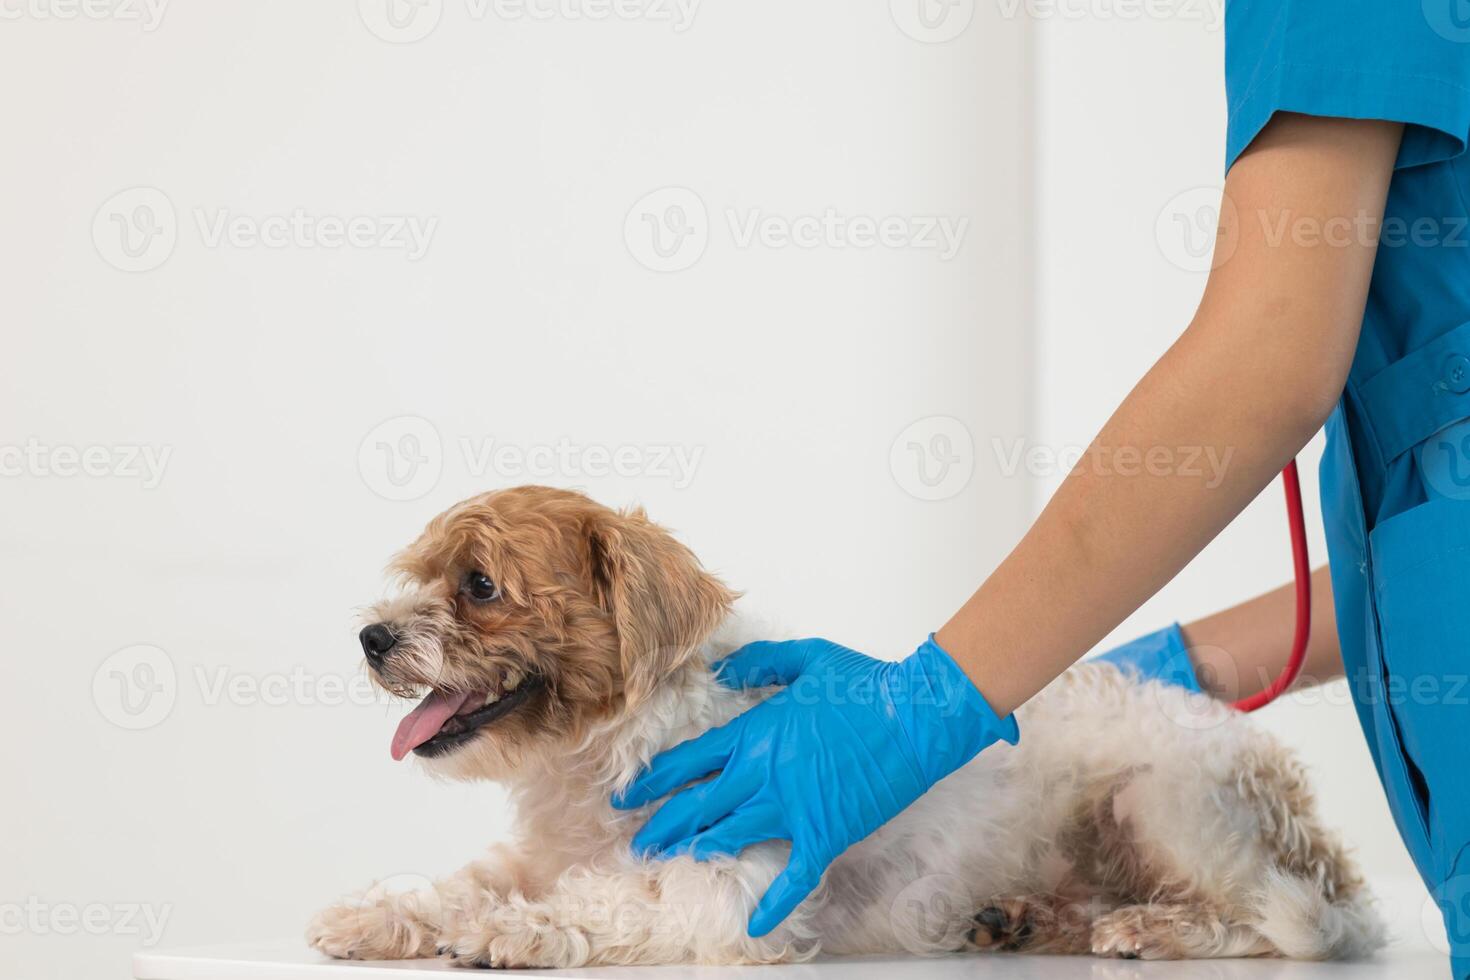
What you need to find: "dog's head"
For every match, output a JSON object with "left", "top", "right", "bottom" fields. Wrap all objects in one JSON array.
[{"left": 359, "top": 486, "right": 734, "bottom": 779}]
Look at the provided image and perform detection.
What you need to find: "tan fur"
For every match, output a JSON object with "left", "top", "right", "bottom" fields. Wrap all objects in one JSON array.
[
  {"left": 364, "top": 487, "right": 734, "bottom": 779},
  {"left": 308, "top": 486, "right": 1385, "bottom": 968}
]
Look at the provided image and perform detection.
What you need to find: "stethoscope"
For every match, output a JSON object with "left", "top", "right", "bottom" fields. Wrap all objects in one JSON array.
[{"left": 1231, "top": 461, "right": 1311, "bottom": 712}]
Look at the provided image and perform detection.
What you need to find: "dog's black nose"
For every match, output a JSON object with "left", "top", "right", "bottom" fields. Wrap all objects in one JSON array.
[{"left": 359, "top": 624, "right": 398, "bottom": 662}]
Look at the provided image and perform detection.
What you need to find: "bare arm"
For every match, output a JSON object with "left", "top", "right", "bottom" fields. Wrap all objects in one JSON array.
[
  {"left": 936, "top": 113, "right": 1401, "bottom": 716},
  {"left": 1184, "top": 565, "right": 1342, "bottom": 700},
  {"left": 615, "top": 114, "right": 1402, "bottom": 933}
]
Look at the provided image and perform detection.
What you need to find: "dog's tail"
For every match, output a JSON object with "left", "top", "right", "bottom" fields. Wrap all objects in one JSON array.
[{"left": 1252, "top": 868, "right": 1387, "bottom": 960}]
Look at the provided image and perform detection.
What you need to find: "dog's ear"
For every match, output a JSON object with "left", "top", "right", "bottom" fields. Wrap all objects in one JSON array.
[{"left": 587, "top": 507, "right": 735, "bottom": 709}]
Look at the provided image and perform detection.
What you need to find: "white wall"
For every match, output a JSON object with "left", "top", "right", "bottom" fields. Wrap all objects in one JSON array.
[
  {"left": 0, "top": 3, "right": 1032, "bottom": 978},
  {"left": 1034, "top": 2, "right": 1423, "bottom": 892}
]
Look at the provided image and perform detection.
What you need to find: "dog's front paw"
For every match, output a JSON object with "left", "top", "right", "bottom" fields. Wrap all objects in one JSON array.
[
  {"left": 441, "top": 905, "right": 591, "bottom": 969},
  {"left": 307, "top": 893, "right": 440, "bottom": 962}
]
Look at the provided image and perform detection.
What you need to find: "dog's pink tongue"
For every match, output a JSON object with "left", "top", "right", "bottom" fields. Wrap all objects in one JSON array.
[{"left": 391, "top": 690, "right": 473, "bottom": 761}]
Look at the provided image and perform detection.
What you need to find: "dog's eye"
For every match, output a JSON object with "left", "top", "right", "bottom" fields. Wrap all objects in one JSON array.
[{"left": 462, "top": 571, "right": 500, "bottom": 603}]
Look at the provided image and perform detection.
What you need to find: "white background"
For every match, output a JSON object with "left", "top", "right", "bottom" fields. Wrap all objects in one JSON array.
[{"left": 0, "top": 2, "right": 1427, "bottom": 979}]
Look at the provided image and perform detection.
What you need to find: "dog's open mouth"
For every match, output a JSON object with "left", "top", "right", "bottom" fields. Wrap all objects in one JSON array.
[{"left": 390, "top": 674, "right": 544, "bottom": 761}]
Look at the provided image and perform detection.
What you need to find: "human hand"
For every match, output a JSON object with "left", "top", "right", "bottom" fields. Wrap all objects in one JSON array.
[
  {"left": 1092, "top": 623, "right": 1202, "bottom": 693},
  {"left": 611, "top": 635, "right": 1018, "bottom": 936}
]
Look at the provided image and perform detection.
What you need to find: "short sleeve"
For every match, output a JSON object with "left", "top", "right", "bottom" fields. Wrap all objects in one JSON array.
[{"left": 1225, "top": 0, "right": 1470, "bottom": 171}]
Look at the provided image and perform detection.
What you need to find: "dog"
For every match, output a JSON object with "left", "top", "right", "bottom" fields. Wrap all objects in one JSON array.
[{"left": 307, "top": 485, "right": 1384, "bottom": 967}]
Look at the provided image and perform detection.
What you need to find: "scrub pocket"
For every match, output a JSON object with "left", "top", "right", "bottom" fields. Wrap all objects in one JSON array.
[
  {"left": 1324, "top": 404, "right": 1438, "bottom": 882},
  {"left": 1369, "top": 497, "right": 1470, "bottom": 885}
]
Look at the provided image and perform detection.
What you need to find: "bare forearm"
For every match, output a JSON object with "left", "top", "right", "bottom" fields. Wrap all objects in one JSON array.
[
  {"left": 935, "top": 114, "right": 1401, "bottom": 716},
  {"left": 935, "top": 321, "right": 1330, "bottom": 715},
  {"left": 1183, "top": 565, "right": 1342, "bottom": 700}
]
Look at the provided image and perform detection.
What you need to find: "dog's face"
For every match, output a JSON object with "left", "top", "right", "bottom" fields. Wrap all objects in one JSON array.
[{"left": 358, "top": 486, "right": 734, "bottom": 780}]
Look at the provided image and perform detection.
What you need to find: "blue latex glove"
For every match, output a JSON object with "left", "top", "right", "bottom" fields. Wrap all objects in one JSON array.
[
  {"left": 611, "top": 635, "right": 1019, "bottom": 937},
  {"left": 1092, "top": 623, "right": 1203, "bottom": 694}
]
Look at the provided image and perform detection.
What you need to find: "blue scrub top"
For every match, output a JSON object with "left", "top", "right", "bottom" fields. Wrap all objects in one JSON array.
[{"left": 1224, "top": 3, "right": 1470, "bottom": 973}]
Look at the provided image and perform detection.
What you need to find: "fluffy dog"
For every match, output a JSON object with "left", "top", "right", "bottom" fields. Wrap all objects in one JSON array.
[{"left": 307, "top": 485, "right": 1384, "bottom": 967}]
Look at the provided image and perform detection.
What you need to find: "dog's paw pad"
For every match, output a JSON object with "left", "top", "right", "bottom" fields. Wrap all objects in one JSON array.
[
  {"left": 448, "top": 953, "right": 498, "bottom": 969},
  {"left": 968, "top": 900, "right": 1033, "bottom": 951}
]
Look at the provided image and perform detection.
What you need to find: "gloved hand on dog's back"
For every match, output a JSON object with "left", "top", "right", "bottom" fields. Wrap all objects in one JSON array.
[
  {"left": 1091, "top": 623, "right": 1203, "bottom": 694},
  {"left": 611, "top": 635, "right": 1019, "bottom": 937}
]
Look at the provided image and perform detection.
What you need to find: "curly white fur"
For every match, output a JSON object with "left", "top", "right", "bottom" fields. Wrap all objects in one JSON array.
[{"left": 309, "top": 617, "right": 1384, "bottom": 967}]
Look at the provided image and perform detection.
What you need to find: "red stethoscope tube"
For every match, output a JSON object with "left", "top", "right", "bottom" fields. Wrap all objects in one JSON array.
[{"left": 1229, "top": 461, "right": 1312, "bottom": 712}]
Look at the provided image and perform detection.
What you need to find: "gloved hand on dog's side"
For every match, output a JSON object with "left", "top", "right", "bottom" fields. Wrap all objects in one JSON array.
[{"left": 612, "top": 634, "right": 1020, "bottom": 937}]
